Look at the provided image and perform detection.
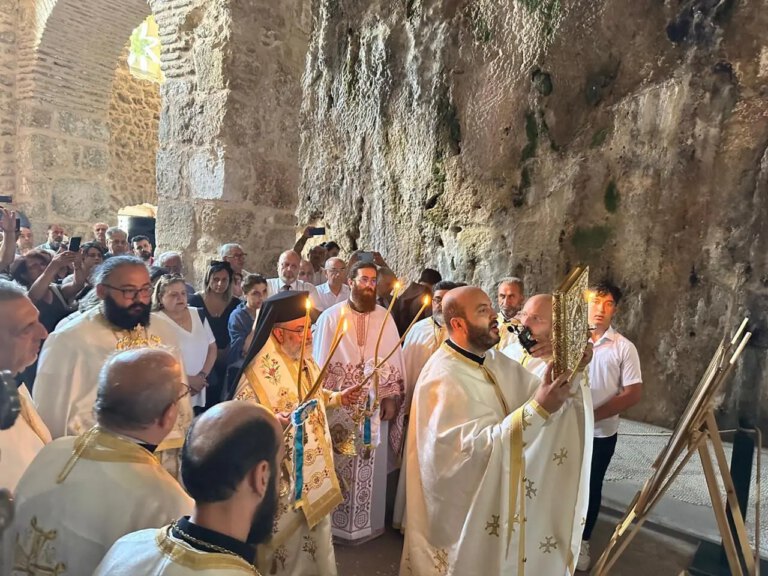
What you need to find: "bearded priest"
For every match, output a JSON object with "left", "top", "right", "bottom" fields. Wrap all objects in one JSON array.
[
  {"left": 31, "top": 255, "right": 192, "bottom": 475},
  {"left": 312, "top": 261, "right": 406, "bottom": 544},
  {"left": 400, "top": 287, "right": 592, "bottom": 576},
  {"left": 231, "top": 291, "right": 363, "bottom": 575}
]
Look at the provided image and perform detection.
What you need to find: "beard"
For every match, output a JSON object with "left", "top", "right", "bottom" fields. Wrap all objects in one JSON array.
[
  {"left": 351, "top": 286, "right": 377, "bottom": 312},
  {"left": 466, "top": 318, "right": 500, "bottom": 352},
  {"left": 138, "top": 250, "right": 152, "bottom": 261},
  {"left": 246, "top": 469, "right": 278, "bottom": 545},
  {"left": 102, "top": 294, "right": 151, "bottom": 330}
]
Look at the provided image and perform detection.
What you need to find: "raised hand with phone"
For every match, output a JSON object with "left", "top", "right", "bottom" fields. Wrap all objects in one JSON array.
[{"left": 0, "top": 207, "right": 17, "bottom": 272}]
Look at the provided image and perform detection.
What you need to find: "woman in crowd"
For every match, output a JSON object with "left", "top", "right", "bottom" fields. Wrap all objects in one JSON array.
[
  {"left": 227, "top": 273, "right": 268, "bottom": 365},
  {"left": 63, "top": 241, "right": 104, "bottom": 303},
  {"left": 153, "top": 274, "right": 217, "bottom": 414},
  {"left": 188, "top": 260, "right": 240, "bottom": 407},
  {"left": 11, "top": 248, "right": 83, "bottom": 332}
]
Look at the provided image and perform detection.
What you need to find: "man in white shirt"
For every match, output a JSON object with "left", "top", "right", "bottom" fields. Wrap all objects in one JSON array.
[
  {"left": 577, "top": 280, "right": 643, "bottom": 571},
  {"left": 314, "top": 257, "right": 350, "bottom": 311},
  {"left": 266, "top": 250, "right": 319, "bottom": 314}
]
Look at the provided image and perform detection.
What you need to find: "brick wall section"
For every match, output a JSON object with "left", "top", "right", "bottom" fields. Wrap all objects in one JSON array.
[
  {"left": 0, "top": 0, "right": 16, "bottom": 196},
  {"left": 108, "top": 46, "right": 160, "bottom": 210}
]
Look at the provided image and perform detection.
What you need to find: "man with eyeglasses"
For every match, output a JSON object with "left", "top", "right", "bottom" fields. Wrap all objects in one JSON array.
[
  {"left": 313, "top": 260, "right": 406, "bottom": 544},
  {"left": 218, "top": 243, "right": 250, "bottom": 276},
  {"left": 266, "top": 250, "right": 319, "bottom": 316},
  {"left": 231, "top": 292, "right": 364, "bottom": 575},
  {"left": 10, "top": 348, "right": 193, "bottom": 576},
  {"left": 314, "top": 257, "right": 350, "bottom": 312},
  {"left": 32, "top": 256, "right": 192, "bottom": 476}
]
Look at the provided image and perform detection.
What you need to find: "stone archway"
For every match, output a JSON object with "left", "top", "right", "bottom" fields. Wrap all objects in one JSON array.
[{"left": 14, "top": 0, "right": 310, "bottom": 279}]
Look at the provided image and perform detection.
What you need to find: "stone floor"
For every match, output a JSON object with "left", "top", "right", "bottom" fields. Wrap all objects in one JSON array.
[
  {"left": 335, "top": 515, "right": 698, "bottom": 575},
  {"left": 335, "top": 417, "right": 768, "bottom": 575}
]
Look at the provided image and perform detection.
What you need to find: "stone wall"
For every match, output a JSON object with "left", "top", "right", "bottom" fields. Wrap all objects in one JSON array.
[
  {"left": 0, "top": 0, "right": 16, "bottom": 198},
  {"left": 155, "top": 0, "right": 309, "bottom": 280},
  {"left": 108, "top": 46, "right": 160, "bottom": 211},
  {"left": 299, "top": 1, "right": 768, "bottom": 430}
]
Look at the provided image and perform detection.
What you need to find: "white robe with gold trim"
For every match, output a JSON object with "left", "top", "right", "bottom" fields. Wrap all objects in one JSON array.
[
  {"left": 31, "top": 307, "right": 193, "bottom": 473},
  {"left": 10, "top": 428, "right": 193, "bottom": 576},
  {"left": 234, "top": 336, "right": 340, "bottom": 576},
  {"left": 312, "top": 302, "right": 405, "bottom": 543},
  {"left": 0, "top": 386, "right": 50, "bottom": 492},
  {"left": 400, "top": 343, "right": 592, "bottom": 576},
  {"left": 393, "top": 316, "right": 445, "bottom": 530},
  {"left": 94, "top": 526, "right": 256, "bottom": 575}
]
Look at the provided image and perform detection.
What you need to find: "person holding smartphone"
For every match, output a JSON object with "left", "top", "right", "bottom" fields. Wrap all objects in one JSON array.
[{"left": 0, "top": 207, "right": 17, "bottom": 273}]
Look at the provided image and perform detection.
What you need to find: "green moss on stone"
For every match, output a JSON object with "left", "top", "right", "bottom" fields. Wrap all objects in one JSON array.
[
  {"left": 521, "top": 111, "right": 539, "bottom": 162},
  {"left": 467, "top": 4, "right": 493, "bottom": 43},
  {"left": 590, "top": 128, "right": 609, "bottom": 148},
  {"left": 518, "top": 0, "right": 561, "bottom": 37},
  {"left": 572, "top": 225, "right": 612, "bottom": 258},
  {"left": 604, "top": 180, "right": 619, "bottom": 213}
]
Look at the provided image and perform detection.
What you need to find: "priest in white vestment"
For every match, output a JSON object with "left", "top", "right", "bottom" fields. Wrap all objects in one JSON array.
[
  {"left": 0, "top": 281, "right": 52, "bottom": 493},
  {"left": 10, "top": 348, "right": 193, "bottom": 576},
  {"left": 32, "top": 256, "right": 192, "bottom": 473},
  {"left": 393, "top": 280, "right": 463, "bottom": 530},
  {"left": 95, "top": 402, "right": 285, "bottom": 576},
  {"left": 0, "top": 281, "right": 52, "bottom": 576},
  {"left": 313, "top": 261, "right": 406, "bottom": 543},
  {"left": 231, "top": 292, "right": 364, "bottom": 575},
  {"left": 400, "top": 287, "right": 592, "bottom": 576}
]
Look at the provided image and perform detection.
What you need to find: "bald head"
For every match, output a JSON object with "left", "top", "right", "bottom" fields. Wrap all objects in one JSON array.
[
  {"left": 181, "top": 401, "right": 282, "bottom": 504},
  {"left": 278, "top": 250, "right": 301, "bottom": 284},
  {"left": 94, "top": 348, "right": 183, "bottom": 431},
  {"left": 520, "top": 294, "right": 553, "bottom": 338},
  {"left": 442, "top": 286, "right": 500, "bottom": 354}
]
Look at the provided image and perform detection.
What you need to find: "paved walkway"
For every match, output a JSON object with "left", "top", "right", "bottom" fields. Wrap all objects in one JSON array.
[{"left": 604, "top": 419, "right": 768, "bottom": 555}]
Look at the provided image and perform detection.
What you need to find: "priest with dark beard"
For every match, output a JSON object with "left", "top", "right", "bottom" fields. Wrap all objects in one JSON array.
[
  {"left": 94, "top": 401, "right": 283, "bottom": 575},
  {"left": 32, "top": 255, "right": 192, "bottom": 474}
]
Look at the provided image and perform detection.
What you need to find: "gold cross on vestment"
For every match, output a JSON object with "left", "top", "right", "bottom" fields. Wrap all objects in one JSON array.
[
  {"left": 485, "top": 515, "right": 501, "bottom": 537},
  {"left": 13, "top": 517, "right": 66, "bottom": 576},
  {"left": 539, "top": 536, "right": 558, "bottom": 554},
  {"left": 525, "top": 478, "right": 537, "bottom": 499},
  {"left": 553, "top": 447, "right": 568, "bottom": 466},
  {"left": 521, "top": 408, "right": 532, "bottom": 431},
  {"left": 432, "top": 549, "right": 449, "bottom": 575}
]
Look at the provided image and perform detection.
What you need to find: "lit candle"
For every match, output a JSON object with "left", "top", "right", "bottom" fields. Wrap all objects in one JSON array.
[
  {"left": 359, "top": 294, "right": 431, "bottom": 391},
  {"left": 296, "top": 297, "right": 311, "bottom": 399},
  {"left": 373, "top": 281, "right": 401, "bottom": 403}
]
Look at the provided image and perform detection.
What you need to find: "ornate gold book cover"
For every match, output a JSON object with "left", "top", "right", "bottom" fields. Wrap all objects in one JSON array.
[{"left": 552, "top": 266, "right": 589, "bottom": 379}]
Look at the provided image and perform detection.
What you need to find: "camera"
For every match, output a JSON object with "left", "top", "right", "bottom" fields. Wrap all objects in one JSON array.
[{"left": 509, "top": 324, "right": 538, "bottom": 354}]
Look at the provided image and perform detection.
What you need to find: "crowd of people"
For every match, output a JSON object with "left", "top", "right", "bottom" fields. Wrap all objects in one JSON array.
[{"left": 0, "top": 208, "right": 643, "bottom": 576}]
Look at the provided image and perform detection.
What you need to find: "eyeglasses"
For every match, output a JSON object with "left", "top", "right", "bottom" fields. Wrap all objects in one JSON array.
[
  {"left": 102, "top": 284, "right": 152, "bottom": 300},
  {"left": 325, "top": 267, "right": 347, "bottom": 274},
  {"left": 175, "top": 383, "right": 193, "bottom": 402},
  {"left": 516, "top": 311, "right": 545, "bottom": 323},
  {"left": 354, "top": 277, "right": 377, "bottom": 287},
  {"left": 277, "top": 326, "right": 307, "bottom": 334}
]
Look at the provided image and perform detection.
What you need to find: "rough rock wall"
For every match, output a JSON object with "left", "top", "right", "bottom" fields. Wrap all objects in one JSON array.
[
  {"left": 154, "top": 0, "right": 310, "bottom": 280},
  {"left": 299, "top": 0, "right": 768, "bottom": 430},
  {"left": 108, "top": 47, "right": 160, "bottom": 210},
  {"left": 0, "top": 0, "right": 16, "bottom": 198}
]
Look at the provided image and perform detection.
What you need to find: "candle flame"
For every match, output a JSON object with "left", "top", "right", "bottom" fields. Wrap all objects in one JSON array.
[
  {"left": 423, "top": 294, "right": 431, "bottom": 306},
  {"left": 342, "top": 319, "right": 349, "bottom": 332},
  {"left": 394, "top": 281, "right": 401, "bottom": 292},
  {"left": 583, "top": 290, "right": 595, "bottom": 303},
  {"left": 305, "top": 298, "right": 312, "bottom": 311}
]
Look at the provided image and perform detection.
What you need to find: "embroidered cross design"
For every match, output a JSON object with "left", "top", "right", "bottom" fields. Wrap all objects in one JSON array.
[
  {"left": 485, "top": 515, "right": 500, "bottom": 537},
  {"left": 511, "top": 513, "right": 521, "bottom": 532},
  {"left": 553, "top": 447, "right": 568, "bottom": 466},
  {"left": 432, "top": 548, "right": 449, "bottom": 575},
  {"left": 302, "top": 536, "right": 318, "bottom": 561},
  {"left": 13, "top": 516, "right": 66, "bottom": 576},
  {"left": 521, "top": 408, "right": 532, "bottom": 431},
  {"left": 525, "top": 477, "right": 537, "bottom": 499},
  {"left": 539, "top": 536, "right": 558, "bottom": 554}
]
